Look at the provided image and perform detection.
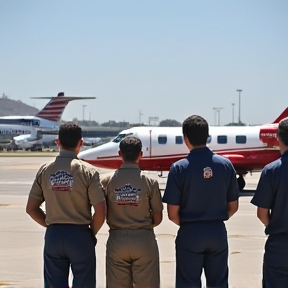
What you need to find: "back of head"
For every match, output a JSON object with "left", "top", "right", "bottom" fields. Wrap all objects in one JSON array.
[
  {"left": 277, "top": 118, "right": 288, "bottom": 147},
  {"left": 58, "top": 123, "right": 82, "bottom": 150},
  {"left": 182, "top": 115, "right": 209, "bottom": 146},
  {"left": 119, "top": 136, "right": 142, "bottom": 162}
]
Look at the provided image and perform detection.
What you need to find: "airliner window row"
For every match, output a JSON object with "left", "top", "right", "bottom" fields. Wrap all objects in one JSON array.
[
  {"left": 0, "top": 119, "right": 40, "bottom": 126},
  {"left": 157, "top": 135, "right": 247, "bottom": 145},
  {"left": 0, "top": 130, "right": 31, "bottom": 135}
]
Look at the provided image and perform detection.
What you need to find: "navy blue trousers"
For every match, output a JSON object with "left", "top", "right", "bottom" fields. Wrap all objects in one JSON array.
[
  {"left": 175, "top": 221, "right": 228, "bottom": 288},
  {"left": 263, "top": 233, "right": 288, "bottom": 288},
  {"left": 44, "top": 224, "right": 96, "bottom": 288}
]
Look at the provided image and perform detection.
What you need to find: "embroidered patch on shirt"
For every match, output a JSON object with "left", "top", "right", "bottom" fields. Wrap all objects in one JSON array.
[
  {"left": 49, "top": 170, "right": 73, "bottom": 191},
  {"left": 203, "top": 167, "right": 213, "bottom": 178},
  {"left": 114, "top": 184, "right": 141, "bottom": 206}
]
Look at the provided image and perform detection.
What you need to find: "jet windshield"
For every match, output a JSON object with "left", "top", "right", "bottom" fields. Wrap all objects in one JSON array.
[{"left": 112, "top": 133, "right": 133, "bottom": 143}]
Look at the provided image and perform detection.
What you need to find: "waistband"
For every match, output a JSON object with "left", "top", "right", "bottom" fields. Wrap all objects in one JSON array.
[
  {"left": 109, "top": 227, "right": 152, "bottom": 232},
  {"left": 47, "top": 224, "right": 90, "bottom": 228},
  {"left": 180, "top": 220, "right": 224, "bottom": 225}
]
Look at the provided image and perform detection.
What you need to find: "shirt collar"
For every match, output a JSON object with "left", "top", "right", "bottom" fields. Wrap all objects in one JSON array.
[
  {"left": 58, "top": 150, "right": 78, "bottom": 159},
  {"left": 282, "top": 150, "right": 288, "bottom": 158},
  {"left": 188, "top": 146, "right": 212, "bottom": 156},
  {"left": 120, "top": 162, "right": 140, "bottom": 169}
]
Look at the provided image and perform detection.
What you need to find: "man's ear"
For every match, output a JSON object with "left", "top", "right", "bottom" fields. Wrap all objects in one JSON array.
[
  {"left": 183, "top": 135, "right": 193, "bottom": 150},
  {"left": 183, "top": 135, "right": 189, "bottom": 144},
  {"left": 55, "top": 139, "right": 60, "bottom": 147}
]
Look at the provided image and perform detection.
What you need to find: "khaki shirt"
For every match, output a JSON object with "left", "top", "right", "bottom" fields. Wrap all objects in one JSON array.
[
  {"left": 29, "top": 150, "right": 105, "bottom": 225},
  {"left": 101, "top": 163, "right": 163, "bottom": 230}
]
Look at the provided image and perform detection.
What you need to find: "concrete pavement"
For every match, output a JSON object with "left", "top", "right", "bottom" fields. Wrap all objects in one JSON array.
[{"left": 0, "top": 157, "right": 266, "bottom": 288}]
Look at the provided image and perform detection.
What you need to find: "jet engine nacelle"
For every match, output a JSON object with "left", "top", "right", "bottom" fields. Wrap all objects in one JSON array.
[
  {"left": 259, "top": 126, "right": 278, "bottom": 147},
  {"left": 13, "top": 128, "right": 43, "bottom": 148}
]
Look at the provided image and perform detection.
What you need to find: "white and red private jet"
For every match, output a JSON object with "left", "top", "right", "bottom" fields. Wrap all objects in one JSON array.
[{"left": 78, "top": 108, "right": 285, "bottom": 191}]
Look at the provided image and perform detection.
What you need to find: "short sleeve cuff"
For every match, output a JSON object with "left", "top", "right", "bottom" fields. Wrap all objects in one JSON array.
[{"left": 28, "top": 193, "right": 44, "bottom": 202}]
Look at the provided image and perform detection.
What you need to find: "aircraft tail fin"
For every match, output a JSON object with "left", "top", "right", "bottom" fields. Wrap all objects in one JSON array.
[
  {"left": 32, "top": 92, "right": 95, "bottom": 122},
  {"left": 272, "top": 107, "right": 288, "bottom": 124}
]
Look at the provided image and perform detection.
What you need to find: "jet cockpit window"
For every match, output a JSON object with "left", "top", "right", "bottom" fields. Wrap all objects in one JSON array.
[
  {"left": 158, "top": 135, "right": 167, "bottom": 144},
  {"left": 207, "top": 136, "right": 212, "bottom": 143},
  {"left": 112, "top": 133, "right": 133, "bottom": 143},
  {"left": 217, "top": 135, "right": 227, "bottom": 144},
  {"left": 175, "top": 136, "right": 183, "bottom": 144},
  {"left": 236, "top": 135, "right": 247, "bottom": 144}
]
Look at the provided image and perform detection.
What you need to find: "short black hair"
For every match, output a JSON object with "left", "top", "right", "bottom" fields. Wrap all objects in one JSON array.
[
  {"left": 119, "top": 136, "right": 142, "bottom": 162},
  {"left": 182, "top": 115, "right": 209, "bottom": 146},
  {"left": 277, "top": 118, "right": 288, "bottom": 146},
  {"left": 58, "top": 123, "right": 82, "bottom": 149}
]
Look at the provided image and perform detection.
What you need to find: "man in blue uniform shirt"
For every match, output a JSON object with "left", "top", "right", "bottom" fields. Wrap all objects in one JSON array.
[
  {"left": 162, "top": 115, "right": 239, "bottom": 288},
  {"left": 251, "top": 118, "right": 288, "bottom": 288}
]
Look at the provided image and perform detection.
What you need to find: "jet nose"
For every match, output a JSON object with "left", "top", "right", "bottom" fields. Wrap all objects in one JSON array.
[
  {"left": 78, "top": 142, "right": 116, "bottom": 160},
  {"left": 78, "top": 142, "right": 122, "bottom": 169}
]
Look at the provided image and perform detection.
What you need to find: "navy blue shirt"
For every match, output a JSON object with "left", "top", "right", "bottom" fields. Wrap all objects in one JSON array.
[
  {"left": 251, "top": 150, "right": 288, "bottom": 235},
  {"left": 162, "top": 147, "right": 239, "bottom": 223}
]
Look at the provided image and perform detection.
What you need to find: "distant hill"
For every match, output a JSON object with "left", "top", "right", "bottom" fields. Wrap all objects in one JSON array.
[{"left": 0, "top": 95, "right": 39, "bottom": 116}]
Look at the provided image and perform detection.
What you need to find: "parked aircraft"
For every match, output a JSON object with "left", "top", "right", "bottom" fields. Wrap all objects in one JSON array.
[
  {"left": 78, "top": 108, "right": 287, "bottom": 191},
  {"left": 0, "top": 92, "right": 95, "bottom": 151}
]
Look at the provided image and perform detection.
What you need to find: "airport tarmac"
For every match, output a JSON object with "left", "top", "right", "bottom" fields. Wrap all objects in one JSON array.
[{"left": 0, "top": 156, "right": 266, "bottom": 288}]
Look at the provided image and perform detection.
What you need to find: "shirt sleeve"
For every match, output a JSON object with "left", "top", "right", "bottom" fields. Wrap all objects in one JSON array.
[
  {"left": 100, "top": 176, "right": 111, "bottom": 196},
  {"left": 149, "top": 180, "right": 163, "bottom": 212},
  {"left": 162, "top": 164, "right": 182, "bottom": 205},
  {"left": 29, "top": 166, "right": 45, "bottom": 202},
  {"left": 251, "top": 167, "right": 274, "bottom": 209},
  {"left": 88, "top": 170, "right": 106, "bottom": 206},
  {"left": 227, "top": 163, "right": 240, "bottom": 203}
]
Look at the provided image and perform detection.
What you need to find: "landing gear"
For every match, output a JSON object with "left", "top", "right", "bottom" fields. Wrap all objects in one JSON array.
[
  {"left": 237, "top": 175, "right": 246, "bottom": 191},
  {"left": 30, "top": 144, "right": 43, "bottom": 152}
]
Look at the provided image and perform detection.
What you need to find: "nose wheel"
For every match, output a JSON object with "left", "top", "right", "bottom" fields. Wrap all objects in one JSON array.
[{"left": 237, "top": 175, "right": 246, "bottom": 191}]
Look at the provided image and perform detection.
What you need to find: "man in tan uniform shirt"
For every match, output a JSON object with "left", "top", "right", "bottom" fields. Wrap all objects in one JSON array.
[
  {"left": 26, "top": 123, "right": 106, "bottom": 288},
  {"left": 101, "top": 136, "right": 163, "bottom": 288}
]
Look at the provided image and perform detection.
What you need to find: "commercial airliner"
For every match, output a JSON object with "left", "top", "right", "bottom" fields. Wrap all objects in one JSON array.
[
  {"left": 78, "top": 108, "right": 286, "bottom": 191},
  {"left": 0, "top": 92, "right": 95, "bottom": 151}
]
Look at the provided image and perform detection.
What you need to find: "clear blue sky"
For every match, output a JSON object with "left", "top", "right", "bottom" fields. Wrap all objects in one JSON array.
[{"left": 1, "top": 0, "right": 287, "bottom": 125}]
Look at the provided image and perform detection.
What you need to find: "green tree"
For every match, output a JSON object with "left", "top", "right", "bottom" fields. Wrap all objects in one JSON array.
[{"left": 159, "top": 119, "right": 182, "bottom": 127}]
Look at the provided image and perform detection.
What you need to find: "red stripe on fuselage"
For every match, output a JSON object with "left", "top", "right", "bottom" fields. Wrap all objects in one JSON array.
[{"left": 83, "top": 148, "right": 281, "bottom": 174}]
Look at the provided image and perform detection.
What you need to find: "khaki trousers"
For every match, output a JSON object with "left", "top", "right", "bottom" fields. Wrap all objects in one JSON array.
[{"left": 106, "top": 228, "right": 160, "bottom": 288}]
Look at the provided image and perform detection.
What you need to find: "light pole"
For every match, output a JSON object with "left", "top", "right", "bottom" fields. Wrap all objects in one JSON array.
[
  {"left": 231, "top": 103, "right": 235, "bottom": 124},
  {"left": 213, "top": 107, "right": 223, "bottom": 126},
  {"left": 236, "top": 89, "right": 242, "bottom": 124},
  {"left": 139, "top": 110, "right": 143, "bottom": 125},
  {"left": 213, "top": 108, "right": 217, "bottom": 126},
  {"left": 82, "top": 104, "right": 87, "bottom": 121}
]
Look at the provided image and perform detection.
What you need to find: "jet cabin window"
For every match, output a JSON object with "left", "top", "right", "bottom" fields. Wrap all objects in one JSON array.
[
  {"left": 112, "top": 133, "right": 133, "bottom": 143},
  {"left": 217, "top": 135, "right": 227, "bottom": 144},
  {"left": 175, "top": 136, "right": 183, "bottom": 144},
  {"left": 32, "top": 120, "right": 40, "bottom": 127},
  {"left": 207, "top": 136, "right": 212, "bottom": 143},
  {"left": 236, "top": 135, "right": 247, "bottom": 144},
  {"left": 0, "top": 118, "right": 38, "bottom": 126},
  {"left": 158, "top": 135, "right": 167, "bottom": 144}
]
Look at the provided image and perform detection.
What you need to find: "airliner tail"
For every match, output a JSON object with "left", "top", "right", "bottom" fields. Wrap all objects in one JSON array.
[{"left": 32, "top": 92, "right": 95, "bottom": 122}]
